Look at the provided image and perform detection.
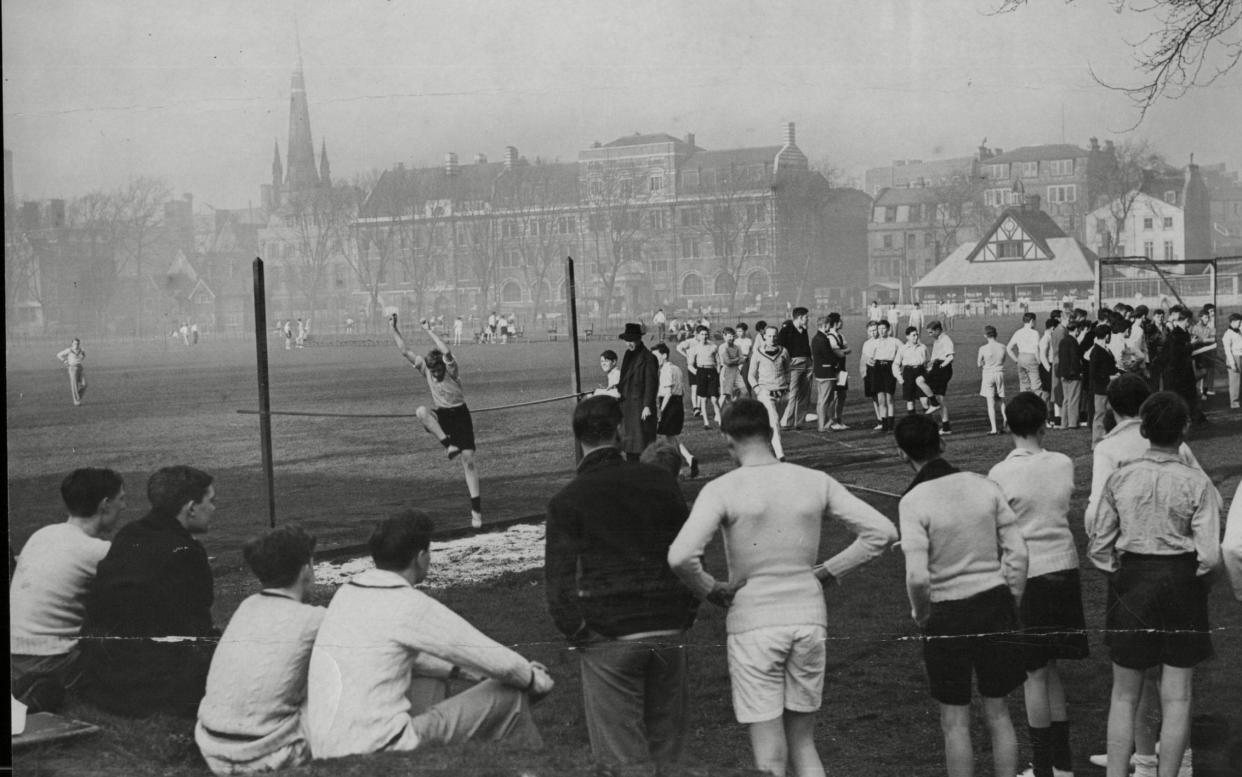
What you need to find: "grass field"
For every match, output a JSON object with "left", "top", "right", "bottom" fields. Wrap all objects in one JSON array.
[{"left": 7, "top": 316, "right": 1242, "bottom": 776}]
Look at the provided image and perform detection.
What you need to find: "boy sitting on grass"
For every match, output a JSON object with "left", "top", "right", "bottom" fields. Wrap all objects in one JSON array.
[
  {"left": 1088, "top": 391, "right": 1221, "bottom": 777},
  {"left": 668, "top": 398, "right": 896, "bottom": 777},
  {"left": 895, "top": 414, "right": 1029, "bottom": 777},
  {"left": 195, "top": 525, "right": 323, "bottom": 775},
  {"left": 987, "top": 393, "right": 1089, "bottom": 777}
]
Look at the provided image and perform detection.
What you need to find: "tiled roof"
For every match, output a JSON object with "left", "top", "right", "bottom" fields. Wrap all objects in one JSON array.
[
  {"left": 684, "top": 146, "right": 782, "bottom": 169},
  {"left": 984, "top": 144, "right": 1089, "bottom": 164},
  {"left": 363, "top": 160, "right": 581, "bottom": 216},
  {"left": 916, "top": 237, "right": 1096, "bottom": 288},
  {"left": 604, "top": 133, "right": 687, "bottom": 148},
  {"left": 873, "top": 187, "right": 946, "bottom": 206},
  {"left": 961, "top": 206, "right": 1066, "bottom": 263}
]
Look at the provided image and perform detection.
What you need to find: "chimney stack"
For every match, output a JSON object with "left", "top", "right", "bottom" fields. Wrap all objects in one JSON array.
[
  {"left": 474, "top": 153, "right": 488, "bottom": 165},
  {"left": 783, "top": 122, "right": 796, "bottom": 146},
  {"left": 444, "top": 152, "right": 459, "bottom": 176},
  {"left": 685, "top": 132, "right": 696, "bottom": 149},
  {"left": 504, "top": 146, "right": 519, "bottom": 170},
  {"left": 1089, "top": 137, "right": 1100, "bottom": 152}
]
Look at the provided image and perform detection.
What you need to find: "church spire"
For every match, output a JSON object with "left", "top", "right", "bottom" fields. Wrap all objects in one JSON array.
[
  {"left": 284, "top": 30, "right": 319, "bottom": 195},
  {"left": 319, "top": 140, "right": 331, "bottom": 187}
]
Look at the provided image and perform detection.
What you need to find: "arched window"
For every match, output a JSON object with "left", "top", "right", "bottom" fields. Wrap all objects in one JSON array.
[
  {"left": 501, "top": 281, "right": 523, "bottom": 303},
  {"left": 746, "top": 270, "right": 769, "bottom": 296},
  {"left": 556, "top": 278, "right": 567, "bottom": 300},
  {"left": 714, "top": 272, "right": 736, "bottom": 294},
  {"left": 682, "top": 273, "right": 703, "bottom": 296},
  {"left": 537, "top": 281, "right": 553, "bottom": 302}
]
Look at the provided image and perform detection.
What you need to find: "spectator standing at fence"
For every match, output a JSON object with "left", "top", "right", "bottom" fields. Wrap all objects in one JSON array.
[
  {"left": 546, "top": 396, "right": 699, "bottom": 774},
  {"left": 1088, "top": 392, "right": 1221, "bottom": 777},
  {"left": 1056, "top": 321, "right": 1085, "bottom": 429},
  {"left": 908, "top": 302, "right": 925, "bottom": 332},
  {"left": 11, "top": 468, "right": 127, "bottom": 712},
  {"left": 896, "top": 414, "right": 1029, "bottom": 777},
  {"left": 1223, "top": 313, "right": 1242, "bottom": 409},
  {"left": 1088, "top": 324, "right": 1120, "bottom": 447},
  {"left": 668, "top": 398, "right": 896, "bottom": 777},
  {"left": 195, "top": 525, "right": 323, "bottom": 775},
  {"left": 56, "top": 338, "right": 88, "bottom": 406},
  {"left": 652, "top": 307, "right": 667, "bottom": 342},
  {"left": 1191, "top": 306, "right": 1217, "bottom": 399},
  {"left": 80, "top": 465, "right": 220, "bottom": 717},
  {"left": 988, "top": 394, "right": 1088, "bottom": 777}
]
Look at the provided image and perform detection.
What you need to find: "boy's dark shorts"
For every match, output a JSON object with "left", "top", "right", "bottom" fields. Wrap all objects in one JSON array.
[
  {"left": 431, "top": 404, "right": 476, "bottom": 451},
  {"left": 872, "top": 360, "right": 896, "bottom": 395},
  {"left": 923, "top": 585, "right": 1026, "bottom": 705},
  {"left": 695, "top": 367, "right": 721, "bottom": 398},
  {"left": 862, "top": 369, "right": 875, "bottom": 398},
  {"left": 1019, "top": 568, "right": 1089, "bottom": 671},
  {"left": 1105, "top": 553, "right": 1212, "bottom": 670},
  {"left": 926, "top": 363, "right": 953, "bottom": 395},
  {"left": 901, "top": 366, "right": 926, "bottom": 402}
]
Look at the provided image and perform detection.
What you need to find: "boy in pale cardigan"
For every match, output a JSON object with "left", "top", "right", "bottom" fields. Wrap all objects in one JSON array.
[
  {"left": 988, "top": 393, "right": 1088, "bottom": 777},
  {"left": 896, "top": 414, "right": 1029, "bottom": 777},
  {"left": 668, "top": 398, "right": 896, "bottom": 777}
]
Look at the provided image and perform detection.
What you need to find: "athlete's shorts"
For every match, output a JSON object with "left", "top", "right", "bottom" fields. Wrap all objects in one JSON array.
[
  {"left": 901, "top": 366, "right": 926, "bottom": 402},
  {"left": 1019, "top": 568, "right": 1090, "bottom": 670},
  {"left": 980, "top": 368, "right": 1006, "bottom": 398},
  {"left": 431, "top": 404, "right": 476, "bottom": 451},
  {"left": 719, "top": 367, "right": 747, "bottom": 399},
  {"left": 923, "top": 585, "right": 1025, "bottom": 705},
  {"left": 871, "top": 360, "right": 896, "bottom": 395},
  {"left": 727, "top": 624, "right": 827, "bottom": 723},
  {"left": 657, "top": 395, "right": 685, "bottom": 436},
  {"left": 695, "top": 367, "right": 721, "bottom": 398},
  {"left": 1106, "top": 553, "right": 1212, "bottom": 670},
  {"left": 926, "top": 363, "right": 953, "bottom": 396}
]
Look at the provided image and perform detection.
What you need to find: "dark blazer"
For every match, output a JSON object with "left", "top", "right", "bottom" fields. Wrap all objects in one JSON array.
[
  {"left": 545, "top": 447, "right": 698, "bottom": 642},
  {"left": 616, "top": 343, "right": 659, "bottom": 455},
  {"left": 1089, "top": 344, "right": 1117, "bottom": 396},
  {"left": 811, "top": 330, "right": 837, "bottom": 379},
  {"left": 1056, "top": 333, "right": 1082, "bottom": 380},
  {"left": 776, "top": 322, "right": 811, "bottom": 359},
  {"left": 80, "top": 512, "right": 217, "bottom": 717}
]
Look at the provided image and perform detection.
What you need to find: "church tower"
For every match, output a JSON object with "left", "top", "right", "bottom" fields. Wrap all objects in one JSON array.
[
  {"left": 319, "top": 140, "right": 331, "bottom": 187},
  {"left": 284, "top": 48, "right": 320, "bottom": 195}
]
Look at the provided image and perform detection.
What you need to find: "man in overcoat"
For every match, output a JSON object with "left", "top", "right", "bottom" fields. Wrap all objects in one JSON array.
[{"left": 616, "top": 323, "right": 659, "bottom": 461}]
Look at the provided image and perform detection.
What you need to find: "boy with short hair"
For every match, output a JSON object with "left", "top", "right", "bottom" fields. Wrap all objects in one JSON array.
[
  {"left": 923, "top": 321, "right": 954, "bottom": 434},
  {"left": 978, "top": 325, "right": 1010, "bottom": 434},
  {"left": 1056, "top": 321, "right": 1084, "bottom": 429},
  {"left": 988, "top": 393, "right": 1088, "bottom": 777},
  {"left": 10, "top": 468, "right": 127, "bottom": 711},
  {"left": 56, "top": 338, "right": 88, "bottom": 406},
  {"left": 196, "top": 525, "right": 324, "bottom": 775},
  {"left": 859, "top": 321, "right": 882, "bottom": 430},
  {"left": 1089, "top": 323, "right": 1119, "bottom": 447},
  {"left": 894, "top": 326, "right": 932, "bottom": 415},
  {"left": 594, "top": 350, "right": 621, "bottom": 397},
  {"left": 1089, "top": 392, "right": 1221, "bottom": 777},
  {"left": 896, "top": 414, "right": 1029, "bottom": 777},
  {"left": 669, "top": 398, "right": 896, "bottom": 777},
  {"left": 687, "top": 326, "right": 723, "bottom": 428},
  {"left": 653, "top": 342, "right": 698, "bottom": 478},
  {"left": 868, "top": 320, "right": 901, "bottom": 431},
  {"left": 391, "top": 315, "right": 483, "bottom": 529},
  {"left": 718, "top": 327, "right": 747, "bottom": 401},
  {"left": 1008, "top": 312, "right": 1045, "bottom": 396}
]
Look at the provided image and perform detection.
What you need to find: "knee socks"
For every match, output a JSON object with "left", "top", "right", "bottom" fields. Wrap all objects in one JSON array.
[
  {"left": 1049, "top": 720, "right": 1072, "bottom": 772},
  {"left": 1029, "top": 725, "right": 1053, "bottom": 777}
]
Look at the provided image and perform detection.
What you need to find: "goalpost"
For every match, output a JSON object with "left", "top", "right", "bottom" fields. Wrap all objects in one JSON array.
[{"left": 1095, "top": 255, "right": 1225, "bottom": 314}]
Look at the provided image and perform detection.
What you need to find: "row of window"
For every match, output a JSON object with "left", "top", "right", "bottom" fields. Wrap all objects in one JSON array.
[
  {"left": 491, "top": 204, "right": 769, "bottom": 238},
  {"left": 879, "top": 232, "right": 936, "bottom": 249},
  {"left": 871, "top": 257, "right": 936, "bottom": 278},
  {"left": 983, "top": 184, "right": 1078, "bottom": 207},
  {"left": 1141, "top": 216, "right": 1176, "bottom": 230},
  {"left": 492, "top": 269, "right": 772, "bottom": 303},
  {"left": 982, "top": 159, "right": 1075, "bottom": 181}
]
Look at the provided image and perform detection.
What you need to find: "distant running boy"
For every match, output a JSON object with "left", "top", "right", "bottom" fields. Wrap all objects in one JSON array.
[
  {"left": 1088, "top": 392, "right": 1221, "bottom": 777},
  {"left": 988, "top": 393, "right": 1088, "bottom": 777},
  {"left": 896, "top": 414, "right": 1029, "bottom": 777},
  {"left": 669, "top": 398, "right": 896, "bottom": 777},
  {"left": 978, "top": 325, "right": 1010, "bottom": 434},
  {"left": 391, "top": 314, "right": 483, "bottom": 529},
  {"left": 717, "top": 327, "right": 747, "bottom": 401}
]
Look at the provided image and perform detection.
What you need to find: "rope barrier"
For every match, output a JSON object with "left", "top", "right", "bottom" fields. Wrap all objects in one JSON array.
[{"left": 235, "top": 392, "right": 587, "bottom": 419}]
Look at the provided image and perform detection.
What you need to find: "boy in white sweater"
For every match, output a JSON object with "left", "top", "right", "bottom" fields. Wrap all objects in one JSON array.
[
  {"left": 988, "top": 393, "right": 1088, "bottom": 777},
  {"left": 668, "top": 398, "right": 896, "bottom": 777},
  {"left": 10, "top": 468, "right": 127, "bottom": 711},
  {"left": 196, "top": 525, "right": 324, "bottom": 775},
  {"left": 897, "top": 414, "right": 1029, "bottom": 777}
]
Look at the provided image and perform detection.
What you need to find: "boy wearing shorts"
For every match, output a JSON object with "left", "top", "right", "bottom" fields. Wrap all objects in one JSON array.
[
  {"left": 653, "top": 343, "right": 698, "bottom": 478},
  {"left": 978, "top": 325, "right": 1010, "bottom": 434},
  {"left": 924, "top": 321, "right": 955, "bottom": 434},
  {"left": 1088, "top": 391, "right": 1221, "bottom": 777},
  {"left": 894, "top": 326, "right": 932, "bottom": 415},
  {"left": 988, "top": 393, "right": 1088, "bottom": 777},
  {"left": 717, "top": 327, "right": 747, "bottom": 402},
  {"left": 669, "top": 399, "right": 896, "bottom": 777},
  {"left": 687, "top": 326, "right": 722, "bottom": 428},
  {"left": 868, "top": 320, "right": 901, "bottom": 432},
  {"left": 896, "top": 414, "right": 1029, "bottom": 777},
  {"left": 859, "top": 321, "right": 882, "bottom": 430},
  {"left": 390, "top": 315, "right": 483, "bottom": 529}
]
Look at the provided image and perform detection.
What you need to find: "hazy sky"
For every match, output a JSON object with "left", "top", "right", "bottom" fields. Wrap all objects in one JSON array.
[{"left": 4, "top": 0, "right": 1240, "bottom": 208}]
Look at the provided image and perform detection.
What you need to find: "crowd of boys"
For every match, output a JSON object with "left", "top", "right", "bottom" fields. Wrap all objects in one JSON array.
[{"left": 14, "top": 304, "right": 1242, "bottom": 777}]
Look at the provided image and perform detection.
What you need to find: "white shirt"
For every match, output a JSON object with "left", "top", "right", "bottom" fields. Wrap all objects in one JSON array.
[
  {"left": 10, "top": 523, "right": 110, "bottom": 655},
  {"left": 1006, "top": 326, "right": 1040, "bottom": 356},
  {"left": 307, "top": 569, "right": 535, "bottom": 759},
  {"left": 930, "top": 334, "right": 955, "bottom": 365},
  {"left": 988, "top": 449, "right": 1078, "bottom": 578},
  {"left": 57, "top": 346, "right": 85, "bottom": 367}
]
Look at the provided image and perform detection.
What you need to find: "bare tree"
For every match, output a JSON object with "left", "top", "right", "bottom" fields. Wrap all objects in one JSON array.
[
  {"left": 931, "top": 172, "right": 989, "bottom": 258},
  {"left": 4, "top": 227, "right": 42, "bottom": 335},
  {"left": 283, "top": 183, "right": 354, "bottom": 318},
  {"left": 1087, "top": 139, "right": 1165, "bottom": 254},
  {"left": 347, "top": 171, "right": 399, "bottom": 332},
  {"left": 113, "top": 177, "right": 172, "bottom": 337},
  {"left": 457, "top": 200, "right": 503, "bottom": 321},
  {"left": 496, "top": 164, "right": 578, "bottom": 324},
  {"left": 693, "top": 165, "right": 767, "bottom": 315},
  {"left": 68, "top": 190, "right": 126, "bottom": 331},
  {"left": 581, "top": 168, "right": 645, "bottom": 325},
  {"left": 995, "top": 0, "right": 1241, "bottom": 121}
]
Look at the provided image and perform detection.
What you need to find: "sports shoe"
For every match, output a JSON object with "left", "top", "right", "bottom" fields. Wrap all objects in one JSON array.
[
  {"left": 471, "top": 514, "right": 483, "bottom": 530},
  {"left": 923, "top": 403, "right": 940, "bottom": 415},
  {"left": 688, "top": 458, "right": 700, "bottom": 479},
  {"left": 873, "top": 422, "right": 884, "bottom": 431},
  {"left": 940, "top": 423, "right": 952, "bottom": 435},
  {"left": 446, "top": 444, "right": 462, "bottom": 460},
  {"left": 829, "top": 422, "right": 849, "bottom": 431},
  {"left": 692, "top": 408, "right": 702, "bottom": 418},
  {"left": 1017, "top": 767, "right": 1074, "bottom": 777}
]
